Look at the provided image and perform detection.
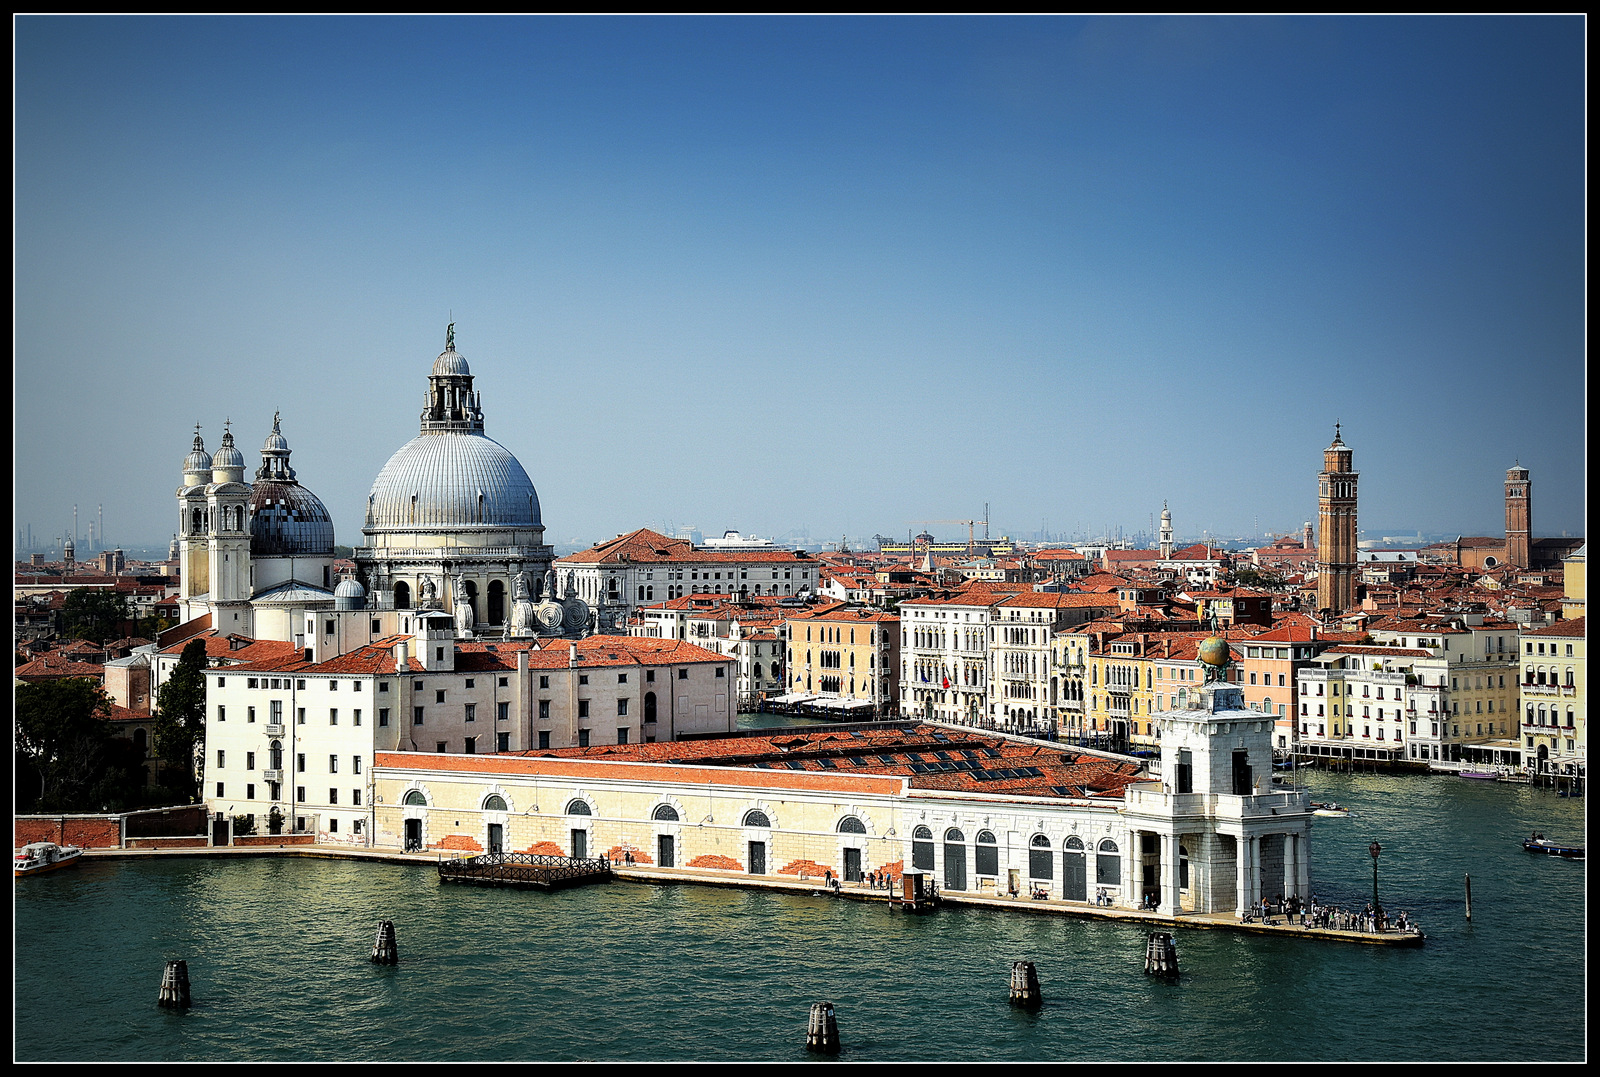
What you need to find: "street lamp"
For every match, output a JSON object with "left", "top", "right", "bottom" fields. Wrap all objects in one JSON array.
[{"left": 1369, "top": 840, "right": 1383, "bottom": 927}]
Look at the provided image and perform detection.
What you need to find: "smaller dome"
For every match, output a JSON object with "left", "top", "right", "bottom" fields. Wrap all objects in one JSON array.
[
  {"left": 212, "top": 429, "right": 245, "bottom": 470},
  {"left": 334, "top": 577, "right": 366, "bottom": 599},
  {"left": 262, "top": 415, "right": 289, "bottom": 455},
  {"left": 183, "top": 429, "right": 212, "bottom": 474},
  {"left": 432, "top": 345, "right": 470, "bottom": 377}
]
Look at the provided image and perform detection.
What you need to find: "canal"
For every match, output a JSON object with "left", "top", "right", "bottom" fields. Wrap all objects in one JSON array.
[{"left": 14, "top": 768, "right": 1585, "bottom": 1060}]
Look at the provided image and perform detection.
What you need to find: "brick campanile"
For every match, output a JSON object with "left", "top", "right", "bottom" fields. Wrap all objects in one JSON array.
[
  {"left": 1505, "top": 465, "right": 1531, "bottom": 569},
  {"left": 1316, "top": 425, "right": 1358, "bottom": 614}
]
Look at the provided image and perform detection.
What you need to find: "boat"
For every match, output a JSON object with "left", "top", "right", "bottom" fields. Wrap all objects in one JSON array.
[
  {"left": 1522, "top": 833, "right": 1583, "bottom": 859},
  {"left": 1458, "top": 768, "right": 1502, "bottom": 780},
  {"left": 1311, "top": 802, "right": 1350, "bottom": 818},
  {"left": 14, "top": 842, "right": 85, "bottom": 877}
]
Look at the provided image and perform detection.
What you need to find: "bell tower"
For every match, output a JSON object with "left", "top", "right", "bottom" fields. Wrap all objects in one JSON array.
[
  {"left": 1505, "top": 465, "right": 1531, "bottom": 569},
  {"left": 1316, "top": 424, "right": 1358, "bottom": 614}
]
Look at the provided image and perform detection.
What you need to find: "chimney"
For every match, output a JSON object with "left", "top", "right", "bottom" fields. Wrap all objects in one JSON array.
[
  {"left": 394, "top": 640, "right": 410, "bottom": 673},
  {"left": 569, "top": 641, "right": 578, "bottom": 668},
  {"left": 1164, "top": 638, "right": 1172, "bottom": 658},
  {"left": 516, "top": 649, "right": 528, "bottom": 677},
  {"left": 1139, "top": 632, "right": 1148, "bottom": 656}
]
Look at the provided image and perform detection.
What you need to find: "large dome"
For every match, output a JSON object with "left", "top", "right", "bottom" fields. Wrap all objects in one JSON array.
[
  {"left": 364, "top": 431, "right": 542, "bottom": 532},
  {"left": 250, "top": 480, "right": 335, "bottom": 556}
]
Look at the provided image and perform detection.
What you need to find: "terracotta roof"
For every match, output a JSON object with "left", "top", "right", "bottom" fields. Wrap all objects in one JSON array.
[
  {"left": 1523, "top": 616, "right": 1584, "bottom": 638},
  {"left": 557, "top": 528, "right": 813, "bottom": 566}
]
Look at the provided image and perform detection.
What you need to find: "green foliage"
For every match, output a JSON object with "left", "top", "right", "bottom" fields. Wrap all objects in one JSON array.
[
  {"left": 13, "top": 677, "right": 141, "bottom": 812},
  {"left": 154, "top": 638, "right": 209, "bottom": 800},
  {"left": 61, "top": 588, "right": 130, "bottom": 645},
  {"left": 1226, "top": 566, "right": 1286, "bottom": 590},
  {"left": 232, "top": 813, "right": 257, "bottom": 836}
]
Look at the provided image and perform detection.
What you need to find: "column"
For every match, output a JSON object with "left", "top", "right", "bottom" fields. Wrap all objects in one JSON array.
[
  {"left": 1163, "top": 833, "right": 1181, "bottom": 915},
  {"left": 1125, "top": 833, "right": 1138, "bottom": 908},
  {"left": 1283, "top": 833, "right": 1296, "bottom": 899},
  {"left": 1248, "top": 835, "right": 1262, "bottom": 910},
  {"left": 1297, "top": 828, "right": 1311, "bottom": 896},
  {"left": 1234, "top": 833, "right": 1248, "bottom": 917}
]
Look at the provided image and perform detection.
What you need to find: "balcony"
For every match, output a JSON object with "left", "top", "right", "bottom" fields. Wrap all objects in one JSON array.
[
  {"left": 265, "top": 723, "right": 285, "bottom": 737},
  {"left": 263, "top": 769, "right": 284, "bottom": 783},
  {"left": 1521, "top": 683, "right": 1575, "bottom": 698}
]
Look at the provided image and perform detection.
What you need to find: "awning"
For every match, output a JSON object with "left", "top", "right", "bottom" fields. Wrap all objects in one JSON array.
[{"left": 769, "top": 693, "right": 815, "bottom": 704}]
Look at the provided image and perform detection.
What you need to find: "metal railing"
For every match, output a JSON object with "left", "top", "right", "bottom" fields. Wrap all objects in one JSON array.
[{"left": 438, "top": 852, "right": 612, "bottom": 888}]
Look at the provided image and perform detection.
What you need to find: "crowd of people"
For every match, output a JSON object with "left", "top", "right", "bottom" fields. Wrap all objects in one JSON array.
[{"left": 1244, "top": 894, "right": 1419, "bottom": 934}]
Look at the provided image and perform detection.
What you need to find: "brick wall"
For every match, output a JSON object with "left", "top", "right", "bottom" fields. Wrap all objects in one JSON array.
[
  {"left": 15, "top": 815, "right": 123, "bottom": 850},
  {"left": 125, "top": 836, "right": 208, "bottom": 850},
  {"left": 232, "top": 833, "right": 315, "bottom": 847}
]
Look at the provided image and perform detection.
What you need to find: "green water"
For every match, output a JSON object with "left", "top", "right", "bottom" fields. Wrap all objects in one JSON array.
[{"left": 14, "top": 770, "right": 1585, "bottom": 1061}]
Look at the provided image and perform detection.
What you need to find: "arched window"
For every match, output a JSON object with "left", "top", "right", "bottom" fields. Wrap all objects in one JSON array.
[
  {"left": 914, "top": 825, "right": 934, "bottom": 839},
  {"left": 403, "top": 790, "right": 427, "bottom": 806},
  {"left": 483, "top": 794, "right": 507, "bottom": 812},
  {"left": 394, "top": 581, "right": 411, "bottom": 610},
  {"left": 488, "top": 580, "right": 505, "bottom": 625},
  {"left": 975, "top": 830, "right": 998, "bottom": 876},
  {"left": 945, "top": 828, "right": 965, "bottom": 842},
  {"left": 743, "top": 810, "right": 771, "bottom": 828},
  {"left": 565, "top": 799, "right": 591, "bottom": 816},
  {"left": 652, "top": 804, "right": 680, "bottom": 822},
  {"left": 837, "top": 816, "right": 867, "bottom": 834},
  {"left": 912, "top": 826, "right": 934, "bottom": 871},
  {"left": 269, "top": 740, "right": 283, "bottom": 769},
  {"left": 1096, "top": 839, "right": 1121, "bottom": 886},
  {"left": 753, "top": 663, "right": 763, "bottom": 680},
  {"left": 1029, "top": 834, "right": 1052, "bottom": 880}
]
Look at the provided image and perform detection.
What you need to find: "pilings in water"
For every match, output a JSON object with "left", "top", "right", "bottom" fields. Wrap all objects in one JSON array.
[
  {"left": 370, "top": 920, "right": 399, "bottom": 965},
  {"left": 1464, "top": 874, "right": 1473, "bottom": 922},
  {"left": 1008, "top": 960, "right": 1042, "bottom": 1009},
  {"left": 1144, "top": 933, "right": 1179, "bottom": 978},
  {"left": 157, "top": 960, "right": 191, "bottom": 1008},
  {"left": 806, "top": 1001, "right": 840, "bottom": 1054}
]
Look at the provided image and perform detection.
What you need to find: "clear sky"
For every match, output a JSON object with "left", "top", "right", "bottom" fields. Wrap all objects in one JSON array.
[{"left": 15, "top": 16, "right": 1586, "bottom": 554}]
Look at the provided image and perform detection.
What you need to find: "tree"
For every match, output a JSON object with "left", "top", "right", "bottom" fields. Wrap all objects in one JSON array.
[
  {"left": 14, "top": 678, "right": 119, "bottom": 811},
  {"left": 61, "top": 587, "right": 130, "bottom": 645},
  {"left": 154, "top": 638, "right": 209, "bottom": 801}
]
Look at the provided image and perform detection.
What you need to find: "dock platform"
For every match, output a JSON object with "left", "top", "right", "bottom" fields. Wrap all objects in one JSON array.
[{"left": 437, "top": 852, "right": 612, "bottom": 891}]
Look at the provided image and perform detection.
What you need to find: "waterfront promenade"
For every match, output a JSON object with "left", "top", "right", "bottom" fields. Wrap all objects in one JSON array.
[{"left": 77, "top": 843, "right": 1421, "bottom": 945}]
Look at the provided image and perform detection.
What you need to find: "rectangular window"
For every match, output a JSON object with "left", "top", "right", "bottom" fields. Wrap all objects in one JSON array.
[
  {"left": 379, "top": 708, "right": 390, "bottom": 727},
  {"left": 218, "top": 677, "right": 226, "bottom": 688},
  {"left": 465, "top": 703, "right": 476, "bottom": 723},
  {"left": 216, "top": 782, "right": 224, "bottom": 797},
  {"left": 436, "top": 742, "right": 447, "bottom": 753},
  {"left": 297, "top": 680, "right": 306, "bottom": 690},
  {"left": 465, "top": 736, "right": 476, "bottom": 755},
  {"left": 248, "top": 678, "right": 259, "bottom": 689},
  {"left": 538, "top": 731, "right": 551, "bottom": 750},
  {"left": 270, "top": 700, "right": 282, "bottom": 724},
  {"left": 465, "top": 679, "right": 475, "bottom": 689},
  {"left": 218, "top": 705, "right": 226, "bottom": 722},
  {"left": 329, "top": 755, "right": 338, "bottom": 773},
  {"left": 246, "top": 751, "right": 255, "bottom": 770},
  {"left": 646, "top": 670, "right": 655, "bottom": 683},
  {"left": 617, "top": 698, "right": 629, "bottom": 716},
  {"left": 579, "top": 674, "right": 589, "bottom": 685},
  {"left": 497, "top": 732, "right": 509, "bottom": 752},
  {"left": 353, "top": 756, "right": 361, "bottom": 774},
  {"left": 618, "top": 727, "right": 630, "bottom": 745},
  {"left": 413, "top": 707, "right": 425, "bottom": 726},
  {"left": 498, "top": 677, "right": 508, "bottom": 687},
  {"left": 247, "top": 783, "right": 255, "bottom": 799},
  {"left": 297, "top": 753, "right": 306, "bottom": 772},
  {"left": 716, "top": 667, "right": 726, "bottom": 678},
  {"left": 329, "top": 788, "right": 338, "bottom": 805},
  {"left": 539, "top": 700, "right": 550, "bottom": 721},
  {"left": 354, "top": 709, "right": 362, "bottom": 726},
  {"left": 497, "top": 701, "right": 509, "bottom": 721},
  {"left": 379, "top": 681, "right": 389, "bottom": 693},
  {"left": 217, "top": 750, "right": 226, "bottom": 768},
  {"left": 248, "top": 706, "right": 256, "bottom": 723},
  {"left": 297, "top": 786, "right": 305, "bottom": 803},
  {"left": 679, "top": 669, "right": 688, "bottom": 680},
  {"left": 540, "top": 676, "right": 550, "bottom": 689},
  {"left": 414, "top": 680, "right": 423, "bottom": 690},
  {"left": 330, "top": 709, "right": 338, "bottom": 726},
  {"left": 618, "top": 673, "right": 628, "bottom": 684},
  {"left": 435, "top": 690, "right": 446, "bottom": 703},
  {"left": 353, "top": 789, "right": 362, "bottom": 806},
  {"left": 297, "top": 708, "right": 306, "bottom": 725},
  {"left": 578, "top": 700, "right": 590, "bottom": 718},
  {"left": 578, "top": 729, "right": 590, "bottom": 747}
]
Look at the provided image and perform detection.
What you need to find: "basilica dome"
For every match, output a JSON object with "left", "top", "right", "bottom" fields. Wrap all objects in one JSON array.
[{"left": 364, "top": 431, "right": 542, "bottom": 532}]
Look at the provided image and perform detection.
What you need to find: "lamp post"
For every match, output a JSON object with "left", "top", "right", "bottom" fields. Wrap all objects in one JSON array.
[{"left": 1369, "top": 840, "right": 1383, "bottom": 929}]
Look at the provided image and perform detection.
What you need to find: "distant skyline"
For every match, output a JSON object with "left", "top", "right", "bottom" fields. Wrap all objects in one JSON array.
[{"left": 16, "top": 17, "right": 1586, "bottom": 553}]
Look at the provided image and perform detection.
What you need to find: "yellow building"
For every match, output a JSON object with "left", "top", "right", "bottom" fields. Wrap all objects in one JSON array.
[
  {"left": 784, "top": 606, "right": 899, "bottom": 714},
  {"left": 1562, "top": 545, "right": 1585, "bottom": 619},
  {"left": 1521, "top": 617, "right": 1585, "bottom": 780}
]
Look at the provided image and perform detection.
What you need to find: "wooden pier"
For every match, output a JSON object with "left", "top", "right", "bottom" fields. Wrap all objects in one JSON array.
[{"left": 437, "top": 852, "right": 612, "bottom": 891}]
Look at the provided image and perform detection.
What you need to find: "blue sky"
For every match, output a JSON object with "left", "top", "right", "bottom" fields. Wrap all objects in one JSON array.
[{"left": 15, "top": 16, "right": 1586, "bottom": 553}]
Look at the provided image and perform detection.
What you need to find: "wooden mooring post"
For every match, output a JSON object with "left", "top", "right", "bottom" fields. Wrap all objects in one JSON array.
[
  {"left": 157, "top": 960, "right": 191, "bottom": 1008},
  {"left": 370, "top": 920, "right": 399, "bottom": 965},
  {"left": 805, "top": 1001, "right": 840, "bottom": 1054},
  {"left": 1464, "top": 874, "right": 1472, "bottom": 922},
  {"left": 1008, "top": 960, "right": 1042, "bottom": 1009},
  {"left": 1144, "top": 933, "right": 1179, "bottom": 978}
]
